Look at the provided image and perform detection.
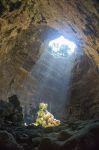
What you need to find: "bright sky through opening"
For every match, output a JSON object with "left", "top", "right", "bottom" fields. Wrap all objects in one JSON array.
[{"left": 48, "top": 36, "right": 76, "bottom": 57}]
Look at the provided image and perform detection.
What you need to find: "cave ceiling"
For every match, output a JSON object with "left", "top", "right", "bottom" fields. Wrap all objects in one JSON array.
[{"left": 0, "top": 0, "right": 99, "bottom": 108}]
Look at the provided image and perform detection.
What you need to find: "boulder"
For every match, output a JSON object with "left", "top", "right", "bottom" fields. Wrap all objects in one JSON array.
[
  {"left": 32, "top": 137, "right": 41, "bottom": 147},
  {"left": 57, "top": 130, "right": 72, "bottom": 141},
  {"left": 0, "top": 130, "right": 23, "bottom": 150},
  {"left": 0, "top": 95, "right": 23, "bottom": 125}
]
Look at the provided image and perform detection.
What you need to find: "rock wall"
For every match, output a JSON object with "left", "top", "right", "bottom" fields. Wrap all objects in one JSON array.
[
  {"left": 0, "top": 0, "right": 99, "bottom": 119},
  {"left": 66, "top": 54, "right": 99, "bottom": 120}
]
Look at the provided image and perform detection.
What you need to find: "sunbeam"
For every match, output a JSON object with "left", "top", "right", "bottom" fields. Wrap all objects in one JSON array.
[{"left": 30, "top": 36, "right": 77, "bottom": 120}]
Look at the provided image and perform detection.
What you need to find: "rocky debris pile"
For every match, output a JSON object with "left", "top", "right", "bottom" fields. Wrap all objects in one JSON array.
[
  {"left": 0, "top": 119, "right": 99, "bottom": 150},
  {"left": 0, "top": 95, "right": 23, "bottom": 125},
  {"left": 34, "top": 103, "right": 60, "bottom": 128}
]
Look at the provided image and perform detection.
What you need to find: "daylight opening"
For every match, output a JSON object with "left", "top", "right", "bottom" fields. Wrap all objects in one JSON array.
[{"left": 48, "top": 36, "right": 77, "bottom": 57}]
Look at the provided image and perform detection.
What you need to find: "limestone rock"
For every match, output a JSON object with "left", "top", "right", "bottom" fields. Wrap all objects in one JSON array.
[
  {"left": 0, "top": 95, "right": 23, "bottom": 124},
  {"left": 0, "top": 130, "right": 23, "bottom": 150},
  {"left": 0, "top": 0, "right": 99, "bottom": 121}
]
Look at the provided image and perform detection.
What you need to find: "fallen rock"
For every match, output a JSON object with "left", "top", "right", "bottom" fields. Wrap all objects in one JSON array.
[
  {"left": 57, "top": 130, "right": 72, "bottom": 141},
  {"left": 0, "top": 95, "right": 23, "bottom": 125},
  {"left": 0, "top": 130, "right": 23, "bottom": 150},
  {"left": 61, "top": 122, "right": 99, "bottom": 150},
  {"left": 32, "top": 137, "right": 41, "bottom": 147},
  {"left": 39, "top": 137, "right": 61, "bottom": 150}
]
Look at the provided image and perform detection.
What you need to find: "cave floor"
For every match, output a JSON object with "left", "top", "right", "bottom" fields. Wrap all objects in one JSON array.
[{"left": 0, "top": 120, "right": 99, "bottom": 150}]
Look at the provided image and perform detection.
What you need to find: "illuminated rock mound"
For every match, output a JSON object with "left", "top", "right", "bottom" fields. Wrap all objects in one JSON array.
[{"left": 34, "top": 103, "right": 60, "bottom": 128}]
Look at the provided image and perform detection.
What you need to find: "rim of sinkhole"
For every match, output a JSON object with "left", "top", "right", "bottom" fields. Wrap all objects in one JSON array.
[{"left": 48, "top": 36, "right": 77, "bottom": 58}]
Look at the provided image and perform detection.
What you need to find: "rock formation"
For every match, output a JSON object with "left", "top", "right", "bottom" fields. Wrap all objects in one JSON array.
[
  {"left": 0, "top": 0, "right": 99, "bottom": 149},
  {"left": 0, "top": 0, "right": 99, "bottom": 119},
  {"left": 34, "top": 103, "right": 60, "bottom": 127},
  {"left": 0, "top": 95, "right": 23, "bottom": 125}
]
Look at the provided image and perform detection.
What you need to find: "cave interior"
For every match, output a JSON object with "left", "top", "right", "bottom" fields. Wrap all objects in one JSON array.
[{"left": 0, "top": 0, "right": 99, "bottom": 150}]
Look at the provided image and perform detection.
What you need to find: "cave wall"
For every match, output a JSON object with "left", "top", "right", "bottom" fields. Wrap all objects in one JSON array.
[
  {"left": 0, "top": 0, "right": 99, "bottom": 119},
  {"left": 66, "top": 54, "right": 99, "bottom": 120}
]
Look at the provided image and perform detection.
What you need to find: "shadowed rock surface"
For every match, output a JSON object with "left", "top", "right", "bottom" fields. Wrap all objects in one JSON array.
[
  {"left": 0, "top": 118, "right": 99, "bottom": 150},
  {"left": 0, "top": 95, "right": 23, "bottom": 125}
]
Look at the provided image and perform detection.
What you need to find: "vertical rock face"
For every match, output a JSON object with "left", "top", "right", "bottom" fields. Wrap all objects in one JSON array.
[
  {"left": 67, "top": 54, "right": 99, "bottom": 120},
  {"left": 0, "top": 0, "right": 99, "bottom": 120}
]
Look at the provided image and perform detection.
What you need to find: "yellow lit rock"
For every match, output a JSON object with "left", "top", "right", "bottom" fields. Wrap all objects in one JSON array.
[{"left": 34, "top": 103, "right": 60, "bottom": 128}]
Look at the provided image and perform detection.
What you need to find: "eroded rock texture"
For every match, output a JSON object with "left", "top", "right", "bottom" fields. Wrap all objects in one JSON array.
[
  {"left": 0, "top": 0, "right": 99, "bottom": 120},
  {"left": 0, "top": 120, "right": 99, "bottom": 150}
]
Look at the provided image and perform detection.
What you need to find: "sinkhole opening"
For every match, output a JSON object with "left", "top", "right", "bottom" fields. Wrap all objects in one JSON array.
[{"left": 48, "top": 36, "right": 77, "bottom": 57}]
